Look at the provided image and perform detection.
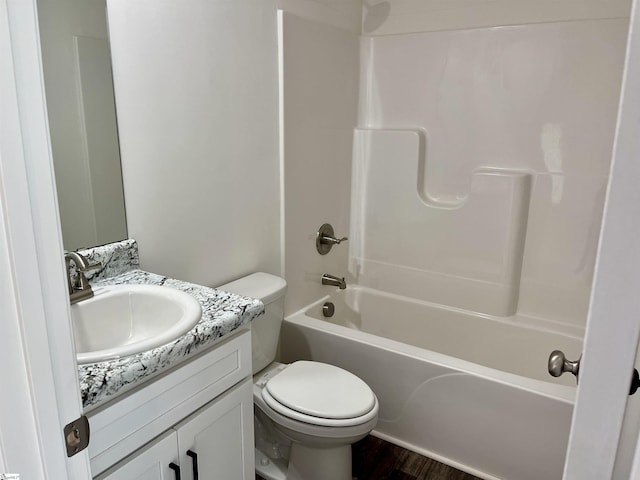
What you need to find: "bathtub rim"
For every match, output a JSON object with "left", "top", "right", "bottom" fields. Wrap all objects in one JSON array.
[
  {"left": 285, "top": 290, "right": 576, "bottom": 404},
  {"left": 317, "top": 284, "right": 585, "bottom": 339}
]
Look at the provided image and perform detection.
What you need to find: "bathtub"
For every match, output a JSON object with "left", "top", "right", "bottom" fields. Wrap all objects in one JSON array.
[{"left": 279, "top": 285, "right": 582, "bottom": 480}]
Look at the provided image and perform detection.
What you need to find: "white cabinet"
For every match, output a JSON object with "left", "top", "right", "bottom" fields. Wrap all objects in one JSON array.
[
  {"left": 89, "top": 330, "right": 254, "bottom": 479},
  {"left": 95, "top": 432, "right": 179, "bottom": 480},
  {"left": 96, "top": 378, "right": 254, "bottom": 480},
  {"left": 176, "top": 378, "right": 254, "bottom": 480}
]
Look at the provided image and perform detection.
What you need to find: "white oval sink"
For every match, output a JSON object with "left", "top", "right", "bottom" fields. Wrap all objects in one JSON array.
[{"left": 72, "top": 285, "right": 202, "bottom": 365}]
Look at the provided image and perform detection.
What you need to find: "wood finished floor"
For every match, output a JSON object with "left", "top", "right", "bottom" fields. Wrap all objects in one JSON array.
[{"left": 256, "top": 434, "right": 482, "bottom": 480}]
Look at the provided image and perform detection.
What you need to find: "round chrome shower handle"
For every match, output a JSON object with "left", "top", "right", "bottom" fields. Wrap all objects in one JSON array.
[{"left": 548, "top": 350, "right": 580, "bottom": 380}]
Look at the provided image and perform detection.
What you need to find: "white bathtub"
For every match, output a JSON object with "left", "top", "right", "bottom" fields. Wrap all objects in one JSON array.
[{"left": 280, "top": 286, "right": 582, "bottom": 480}]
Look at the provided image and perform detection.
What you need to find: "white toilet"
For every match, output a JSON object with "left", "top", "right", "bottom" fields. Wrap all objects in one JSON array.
[{"left": 219, "top": 272, "right": 378, "bottom": 480}]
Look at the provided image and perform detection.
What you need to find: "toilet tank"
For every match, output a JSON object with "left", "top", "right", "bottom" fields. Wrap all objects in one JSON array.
[{"left": 218, "top": 272, "right": 287, "bottom": 374}]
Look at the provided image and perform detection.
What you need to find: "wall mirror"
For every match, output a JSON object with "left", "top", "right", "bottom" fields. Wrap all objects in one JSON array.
[{"left": 38, "top": 0, "right": 128, "bottom": 252}]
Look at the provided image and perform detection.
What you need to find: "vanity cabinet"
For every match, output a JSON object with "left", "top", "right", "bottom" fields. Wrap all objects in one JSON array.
[
  {"left": 95, "top": 431, "right": 178, "bottom": 480},
  {"left": 174, "top": 378, "right": 253, "bottom": 479},
  {"left": 95, "top": 379, "right": 253, "bottom": 480},
  {"left": 88, "top": 330, "right": 254, "bottom": 479}
]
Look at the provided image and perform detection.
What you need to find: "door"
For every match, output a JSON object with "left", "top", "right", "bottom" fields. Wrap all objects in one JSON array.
[
  {"left": 94, "top": 432, "right": 180, "bottom": 480},
  {"left": 562, "top": 1, "right": 640, "bottom": 478},
  {"left": 175, "top": 379, "right": 255, "bottom": 480},
  {"left": 3, "top": 0, "right": 92, "bottom": 478}
]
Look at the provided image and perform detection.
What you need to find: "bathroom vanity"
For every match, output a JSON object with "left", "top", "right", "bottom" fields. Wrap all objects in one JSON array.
[
  {"left": 72, "top": 240, "right": 262, "bottom": 479},
  {"left": 91, "top": 331, "right": 253, "bottom": 479}
]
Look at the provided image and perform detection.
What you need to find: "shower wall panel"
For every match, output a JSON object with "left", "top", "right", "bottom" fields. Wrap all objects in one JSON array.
[
  {"left": 350, "top": 129, "right": 531, "bottom": 316},
  {"left": 362, "top": 0, "right": 630, "bottom": 35},
  {"left": 277, "top": 0, "right": 362, "bottom": 33},
  {"left": 357, "top": 19, "right": 628, "bottom": 328},
  {"left": 281, "top": 12, "right": 360, "bottom": 316}
]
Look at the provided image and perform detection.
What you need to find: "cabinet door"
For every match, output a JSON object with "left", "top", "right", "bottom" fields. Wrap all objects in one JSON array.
[
  {"left": 176, "top": 378, "right": 254, "bottom": 480},
  {"left": 94, "top": 431, "right": 180, "bottom": 480}
]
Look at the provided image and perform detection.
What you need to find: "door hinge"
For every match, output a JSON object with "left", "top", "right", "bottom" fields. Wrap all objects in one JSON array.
[{"left": 64, "top": 415, "right": 90, "bottom": 457}]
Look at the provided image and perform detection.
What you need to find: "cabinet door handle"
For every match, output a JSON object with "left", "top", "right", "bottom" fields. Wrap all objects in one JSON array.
[
  {"left": 169, "top": 462, "right": 181, "bottom": 480},
  {"left": 186, "top": 450, "right": 199, "bottom": 480}
]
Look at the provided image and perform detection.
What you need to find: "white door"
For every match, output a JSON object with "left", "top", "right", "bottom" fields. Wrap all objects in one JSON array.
[
  {"left": 562, "top": 1, "right": 640, "bottom": 478},
  {"left": 175, "top": 379, "right": 255, "bottom": 480},
  {"left": 2, "top": 0, "right": 92, "bottom": 478}
]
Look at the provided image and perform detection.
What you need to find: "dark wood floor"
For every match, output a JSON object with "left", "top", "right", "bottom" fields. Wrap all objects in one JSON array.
[
  {"left": 256, "top": 435, "right": 481, "bottom": 480},
  {"left": 352, "top": 435, "right": 481, "bottom": 480}
]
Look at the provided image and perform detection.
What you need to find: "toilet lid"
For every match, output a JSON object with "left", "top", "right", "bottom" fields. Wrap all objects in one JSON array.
[{"left": 264, "top": 361, "right": 376, "bottom": 420}]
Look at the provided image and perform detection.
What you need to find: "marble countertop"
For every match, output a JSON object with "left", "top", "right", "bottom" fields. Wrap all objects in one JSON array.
[{"left": 78, "top": 269, "right": 263, "bottom": 411}]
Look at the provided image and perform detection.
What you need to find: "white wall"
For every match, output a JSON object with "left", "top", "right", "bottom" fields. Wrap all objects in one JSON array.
[
  {"left": 107, "top": 0, "right": 281, "bottom": 287},
  {"left": 38, "top": 0, "right": 127, "bottom": 251},
  {"left": 281, "top": 11, "right": 360, "bottom": 315},
  {"left": 362, "top": 0, "right": 631, "bottom": 35},
  {"left": 279, "top": 0, "right": 362, "bottom": 33},
  {"left": 356, "top": 13, "right": 629, "bottom": 329}
]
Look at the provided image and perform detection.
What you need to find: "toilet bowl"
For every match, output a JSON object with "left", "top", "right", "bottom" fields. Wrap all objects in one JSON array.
[{"left": 219, "top": 273, "right": 378, "bottom": 480}]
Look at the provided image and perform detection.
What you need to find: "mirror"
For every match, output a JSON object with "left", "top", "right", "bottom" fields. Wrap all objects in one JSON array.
[{"left": 38, "top": 0, "right": 127, "bottom": 251}]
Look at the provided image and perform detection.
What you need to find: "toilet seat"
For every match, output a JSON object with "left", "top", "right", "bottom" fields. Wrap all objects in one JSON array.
[{"left": 261, "top": 361, "right": 377, "bottom": 427}]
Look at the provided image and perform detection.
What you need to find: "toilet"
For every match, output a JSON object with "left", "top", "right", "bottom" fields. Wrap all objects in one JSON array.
[{"left": 219, "top": 272, "right": 378, "bottom": 480}]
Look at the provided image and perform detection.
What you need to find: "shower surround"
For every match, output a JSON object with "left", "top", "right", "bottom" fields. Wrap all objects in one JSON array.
[
  {"left": 279, "top": 5, "right": 629, "bottom": 478},
  {"left": 353, "top": 18, "right": 627, "bottom": 331}
]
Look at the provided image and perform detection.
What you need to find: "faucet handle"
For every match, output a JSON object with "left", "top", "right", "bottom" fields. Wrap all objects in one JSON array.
[
  {"left": 65, "top": 252, "right": 101, "bottom": 292},
  {"left": 77, "top": 262, "right": 101, "bottom": 289},
  {"left": 321, "top": 234, "right": 348, "bottom": 245},
  {"left": 78, "top": 261, "right": 102, "bottom": 273},
  {"left": 64, "top": 252, "right": 101, "bottom": 304},
  {"left": 316, "top": 223, "right": 348, "bottom": 255}
]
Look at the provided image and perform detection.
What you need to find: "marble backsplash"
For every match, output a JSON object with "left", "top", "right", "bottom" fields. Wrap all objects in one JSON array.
[{"left": 68, "top": 238, "right": 139, "bottom": 283}]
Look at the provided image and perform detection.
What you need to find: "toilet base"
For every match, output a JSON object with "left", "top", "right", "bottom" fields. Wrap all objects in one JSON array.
[
  {"left": 255, "top": 444, "right": 353, "bottom": 480},
  {"left": 255, "top": 448, "right": 287, "bottom": 480},
  {"left": 288, "top": 443, "right": 352, "bottom": 480}
]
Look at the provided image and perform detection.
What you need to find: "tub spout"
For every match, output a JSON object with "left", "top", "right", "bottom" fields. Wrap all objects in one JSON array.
[{"left": 322, "top": 273, "right": 346, "bottom": 289}]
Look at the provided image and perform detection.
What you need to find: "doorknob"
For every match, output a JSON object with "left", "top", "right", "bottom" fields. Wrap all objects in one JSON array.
[
  {"left": 630, "top": 369, "right": 640, "bottom": 395},
  {"left": 549, "top": 349, "right": 640, "bottom": 396},
  {"left": 548, "top": 350, "right": 580, "bottom": 380}
]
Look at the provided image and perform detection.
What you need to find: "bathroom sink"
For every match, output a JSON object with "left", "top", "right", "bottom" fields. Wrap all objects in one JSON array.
[{"left": 72, "top": 285, "right": 202, "bottom": 365}]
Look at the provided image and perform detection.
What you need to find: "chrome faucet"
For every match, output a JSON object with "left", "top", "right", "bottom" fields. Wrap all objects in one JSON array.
[
  {"left": 65, "top": 252, "right": 101, "bottom": 304},
  {"left": 321, "top": 273, "right": 347, "bottom": 290}
]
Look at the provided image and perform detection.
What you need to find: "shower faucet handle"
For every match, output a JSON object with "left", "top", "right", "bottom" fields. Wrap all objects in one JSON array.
[
  {"left": 316, "top": 223, "right": 348, "bottom": 255},
  {"left": 322, "top": 234, "right": 348, "bottom": 245},
  {"left": 548, "top": 350, "right": 580, "bottom": 381}
]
